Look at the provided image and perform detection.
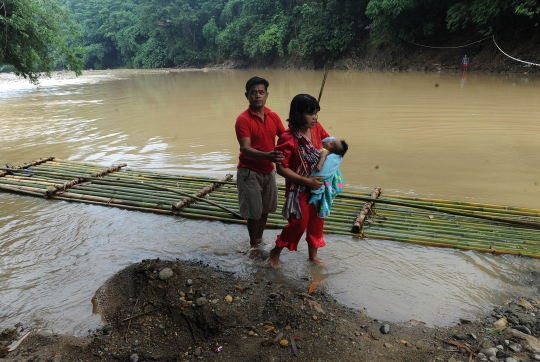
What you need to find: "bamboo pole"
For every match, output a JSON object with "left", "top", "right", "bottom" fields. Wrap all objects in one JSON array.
[
  {"left": 172, "top": 174, "right": 233, "bottom": 211},
  {"left": 340, "top": 191, "right": 540, "bottom": 217},
  {"left": 44, "top": 163, "right": 127, "bottom": 198},
  {"left": 343, "top": 195, "right": 540, "bottom": 229},
  {"left": 0, "top": 156, "right": 55, "bottom": 178},
  {"left": 351, "top": 187, "right": 381, "bottom": 234}
]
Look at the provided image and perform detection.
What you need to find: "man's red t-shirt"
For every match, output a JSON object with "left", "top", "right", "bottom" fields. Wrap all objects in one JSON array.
[
  {"left": 235, "top": 107, "right": 285, "bottom": 174},
  {"left": 275, "top": 123, "right": 330, "bottom": 193}
]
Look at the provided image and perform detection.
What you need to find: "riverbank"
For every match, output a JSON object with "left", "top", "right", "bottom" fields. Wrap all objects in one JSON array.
[
  {"left": 2, "top": 258, "right": 540, "bottom": 361},
  {"left": 215, "top": 37, "right": 540, "bottom": 76}
]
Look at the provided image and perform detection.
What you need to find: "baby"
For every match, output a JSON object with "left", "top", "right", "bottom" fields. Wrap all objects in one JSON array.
[
  {"left": 315, "top": 137, "right": 348, "bottom": 171},
  {"left": 309, "top": 137, "right": 348, "bottom": 218}
]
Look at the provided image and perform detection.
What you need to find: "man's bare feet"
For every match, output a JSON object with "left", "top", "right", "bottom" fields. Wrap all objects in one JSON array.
[
  {"left": 268, "top": 247, "right": 282, "bottom": 268},
  {"left": 250, "top": 238, "right": 266, "bottom": 248},
  {"left": 248, "top": 249, "right": 263, "bottom": 259}
]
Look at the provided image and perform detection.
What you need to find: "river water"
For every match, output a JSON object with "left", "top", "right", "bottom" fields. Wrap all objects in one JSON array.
[{"left": 0, "top": 69, "right": 539, "bottom": 335}]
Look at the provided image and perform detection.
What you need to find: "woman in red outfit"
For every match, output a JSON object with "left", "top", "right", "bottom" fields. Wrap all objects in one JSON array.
[{"left": 269, "top": 94, "right": 330, "bottom": 268}]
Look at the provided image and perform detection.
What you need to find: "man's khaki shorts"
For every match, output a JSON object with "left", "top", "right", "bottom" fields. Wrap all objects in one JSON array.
[{"left": 237, "top": 167, "right": 278, "bottom": 220}]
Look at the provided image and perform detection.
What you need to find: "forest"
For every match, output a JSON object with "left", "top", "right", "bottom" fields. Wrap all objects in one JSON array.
[{"left": 1, "top": 0, "right": 539, "bottom": 79}]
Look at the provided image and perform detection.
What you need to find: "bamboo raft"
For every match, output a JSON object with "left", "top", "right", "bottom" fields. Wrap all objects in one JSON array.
[{"left": 1, "top": 157, "right": 540, "bottom": 258}]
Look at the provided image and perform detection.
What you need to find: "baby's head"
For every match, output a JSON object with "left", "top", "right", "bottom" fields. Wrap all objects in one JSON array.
[{"left": 325, "top": 138, "right": 348, "bottom": 156}]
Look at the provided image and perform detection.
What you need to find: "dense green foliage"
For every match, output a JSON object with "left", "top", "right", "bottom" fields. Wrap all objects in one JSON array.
[
  {"left": 0, "top": 0, "right": 83, "bottom": 83},
  {"left": 2, "top": 0, "right": 539, "bottom": 74},
  {"left": 61, "top": 0, "right": 537, "bottom": 69}
]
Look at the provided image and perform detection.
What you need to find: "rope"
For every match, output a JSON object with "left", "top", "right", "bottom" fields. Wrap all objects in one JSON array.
[
  {"left": 402, "top": 36, "right": 491, "bottom": 49},
  {"left": 492, "top": 36, "right": 540, "bottom": 67}
]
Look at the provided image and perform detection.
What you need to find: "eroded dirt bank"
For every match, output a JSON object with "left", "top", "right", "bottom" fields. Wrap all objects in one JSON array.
[{"left": 2, "top": 259, "right": 540, "bottom": 361}]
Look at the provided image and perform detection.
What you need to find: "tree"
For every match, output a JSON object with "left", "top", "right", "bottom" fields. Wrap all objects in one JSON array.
[
  {"left": 0, "top": 0, "right": 83, "bottom": 83},
  {"left": 446, "top": 0, "right": 540, "bottom": 38}
]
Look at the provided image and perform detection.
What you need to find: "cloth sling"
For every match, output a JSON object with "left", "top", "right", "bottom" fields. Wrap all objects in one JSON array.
[{"left": 281, "top": 129, "right": 320, "bottom": 219}]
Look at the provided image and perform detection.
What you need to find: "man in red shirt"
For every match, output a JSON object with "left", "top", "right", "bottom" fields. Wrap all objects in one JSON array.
[{"left": 235, "top": 76, "right": 285, "bottom": 247}]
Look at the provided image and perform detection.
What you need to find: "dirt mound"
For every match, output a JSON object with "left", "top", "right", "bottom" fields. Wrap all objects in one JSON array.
[{"left": 3, "top": 259, "right": 540, "bottom": 361}]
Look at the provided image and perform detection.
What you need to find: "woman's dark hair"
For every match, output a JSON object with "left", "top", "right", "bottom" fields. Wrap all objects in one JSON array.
[
  {"left": 287, "top": 94, "right": 321, "bottom": 129},
  {"left": 245, "top": 76, "right": 269, "bottom": 92}
]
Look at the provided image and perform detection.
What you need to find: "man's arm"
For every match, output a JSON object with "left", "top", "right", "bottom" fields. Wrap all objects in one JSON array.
[{"left": 238, "top": 137, "right": 284, "bottom": 163}]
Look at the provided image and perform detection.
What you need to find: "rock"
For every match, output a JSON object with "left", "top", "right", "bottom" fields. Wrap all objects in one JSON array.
[
  {"left": 517, "top": 312, "right": 537, "bottom": 326},
  {"left": 380, "top": 324, "right": 390, "bottom": 334},
  {"left": 479, "top": 347, "right": 498, "bottom": 357},
  {"left": 130, "top": 354, "right": 139, "bottom": 362},
  {"left": 460, "top": 317, "right": 479, "bottom": 324},
  {"left": 280, "top": 339, "right": 289, "bottom": 348},
  {"left": 531, "top": 353, "right": 540, "bottom": 361},
  {"left": 513, "top": 325, "right": 532, "bottom": 334},
  {"left": 504, "top": 358, "right": 518, "bottom": 362},
  {"left": 480, "top": 340, "right": 495, "bottom": 348},
  {"left": 497, "top": 350, "right": 513, "bottom": 359},
  {"left": 102, "top": 325, "right": 113, "bottom": 335},
  {"left": 193, "top": 347, "right": 202, "bottom": 357},
  {"left": 415, "top": 340, "right": 430, "bottom": 349},
  {"left": 224, "top": 295, "right": 233, "bottom": 303},
  {"left": 260, "top": 339, "right": 272, "bottom": 347},
  {"left": 186, "top": 279, "right": 193, "bottom": 286},
  {"left": 508, "top": 329, "right": 540, "bottom": 353},
  {"left": 453, "top": 334, "right": 469, "bottom": 340},
  {"left": 158, "top": 268, "right": 173, "bottom": 280},
  {"left": 494, "top": 317, "right": 508, "bottom": 330},
  {"left": 321, "top": 320, "right": 335, "bottom": 328},
  {"left": 508, "top": 343, "right": 522, "bottom": 353},
  {"left": 518, "top": 298, "right": 534, "bottom": 310},
  {"left": 196, "top": 297, "right": 208, "bottom": 307},
  {"left": 383, "top": 343, "right": 393, "bottom": 348}
]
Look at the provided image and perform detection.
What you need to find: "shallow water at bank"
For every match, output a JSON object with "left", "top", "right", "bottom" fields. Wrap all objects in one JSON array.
[{"left": 0, "top": 69, "right": 539, "bottom": 335}]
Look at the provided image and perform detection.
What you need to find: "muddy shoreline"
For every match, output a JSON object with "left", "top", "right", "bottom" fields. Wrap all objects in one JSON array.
[{"left": 2, "top": 259, "right": 540, "bottom": 361}]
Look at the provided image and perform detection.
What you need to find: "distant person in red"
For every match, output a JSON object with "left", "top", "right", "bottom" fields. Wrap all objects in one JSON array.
[
  {"left": 269, "top": 94, "right": 329, "bottom": 268},
  {"left": 235, "top": 76, "right": 285, "bottom": 247},
  {"left": 462, "top": 55, "right": 469, "bottom": 72}
]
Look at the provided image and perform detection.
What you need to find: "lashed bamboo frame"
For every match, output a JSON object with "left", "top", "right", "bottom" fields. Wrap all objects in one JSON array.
[{"left": 1, "top": 157, "right": 540, "bottom": 258}]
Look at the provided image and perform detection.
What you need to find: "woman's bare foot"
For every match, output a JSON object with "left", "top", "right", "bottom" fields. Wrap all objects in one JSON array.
[
  {"left": 268, "top": 247, "right": 282, "bottom": 268},
  {"left": 308, "top": 246, "right": 326, "bottom": 266},
  {"left": 309, "top": 256, "right": 327, "bottom": 266}
]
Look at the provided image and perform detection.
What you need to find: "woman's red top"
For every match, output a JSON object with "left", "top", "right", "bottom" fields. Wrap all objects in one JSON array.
[{"left": 275, "top": 123, "right": 330, "bottom": 193}]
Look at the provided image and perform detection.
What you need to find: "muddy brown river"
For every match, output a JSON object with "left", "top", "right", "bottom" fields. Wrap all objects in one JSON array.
[{"left": 0, "top": 69, "right": 539, "bottom": 335}]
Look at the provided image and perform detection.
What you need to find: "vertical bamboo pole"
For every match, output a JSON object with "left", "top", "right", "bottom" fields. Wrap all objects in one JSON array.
[{"left": 351, "top": 187, "right": 381, "bottom": 234}]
